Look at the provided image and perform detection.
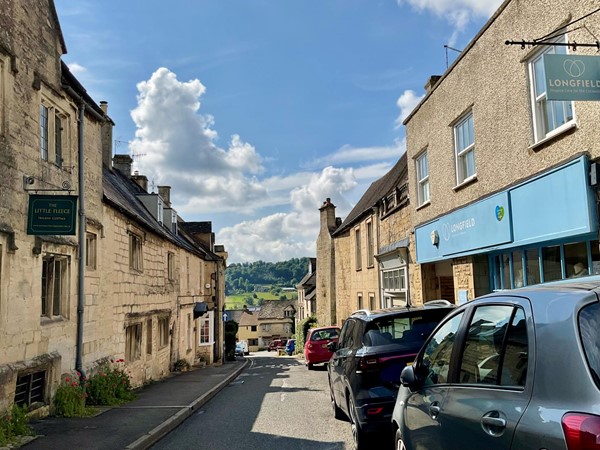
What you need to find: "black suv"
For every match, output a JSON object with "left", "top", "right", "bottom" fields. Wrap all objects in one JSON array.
[{"left": 327, "top": 301, "right": 455, "bottom": 450}]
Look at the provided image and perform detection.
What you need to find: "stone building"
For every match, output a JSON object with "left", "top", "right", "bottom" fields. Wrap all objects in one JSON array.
[
  {"left": 405, "top": 0, "right": 600, "bottom": 303},
  {"left": 315, "top": 155, "right": 411, "bottom": 327},
  {"left": 296, "top": 257, "right": 316, "bottom": 322},
  {"left": 257, "top": 299, "right": 296, "bottom": 348},
  {"left": 0, "top": 0, "right": 226, "bottom": 415}
]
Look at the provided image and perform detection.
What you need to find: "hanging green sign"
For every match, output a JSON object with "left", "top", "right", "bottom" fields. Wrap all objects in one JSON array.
[
  {"left": 27, "top": 195, "right": 78, "bottom": 235},
  {"left": 544, "top": 54, "right": 600, "bottom": 101}
]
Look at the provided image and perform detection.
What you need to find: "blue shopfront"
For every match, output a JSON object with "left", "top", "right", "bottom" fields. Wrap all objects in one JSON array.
[{"left": 415, "top": 155, "right": 599, "bottom": 299}]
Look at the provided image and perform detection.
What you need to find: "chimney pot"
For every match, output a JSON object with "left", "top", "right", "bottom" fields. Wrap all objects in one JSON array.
[{"left": 99, "top": 101, "right": 108, "bottom": 114}]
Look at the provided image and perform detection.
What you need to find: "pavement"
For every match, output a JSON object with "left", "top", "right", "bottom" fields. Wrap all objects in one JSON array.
[{"left": 21, "top": 357, "right": 248, "bottom": 450}]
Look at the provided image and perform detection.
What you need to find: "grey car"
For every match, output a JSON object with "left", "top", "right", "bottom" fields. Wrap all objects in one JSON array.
[{"left": 392, "top": 277, "right": 600, "bottom": 450}]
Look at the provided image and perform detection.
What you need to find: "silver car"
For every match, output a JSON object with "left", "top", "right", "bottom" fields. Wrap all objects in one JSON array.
[{"left": 392, "top": 276, "right": 600, "bottom": 450}]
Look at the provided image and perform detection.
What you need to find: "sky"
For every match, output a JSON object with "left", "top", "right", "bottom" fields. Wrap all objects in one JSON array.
[{"left": 54, "top": 0, "right": 503, "bottom": 264}]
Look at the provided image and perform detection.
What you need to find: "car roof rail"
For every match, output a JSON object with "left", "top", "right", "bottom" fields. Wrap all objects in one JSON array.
[
  {"left": 425, "top": 299, "right": 454, "bottom": 307},
  {"left": 351, "top": 309, "right": 371, "bottom": 316}
]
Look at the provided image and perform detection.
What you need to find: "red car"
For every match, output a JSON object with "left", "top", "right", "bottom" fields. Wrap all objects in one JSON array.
[{"left": 304, "top": 326, "right": 340, "bottom": 370}]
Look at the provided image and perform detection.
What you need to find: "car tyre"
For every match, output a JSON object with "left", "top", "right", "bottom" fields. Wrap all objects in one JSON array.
[
  {"left": 329, "top": 379, "right": 345, "bottom": 420},
  {"left": 349, "top": 395, "right": 366, "bottom": 450},
  {"left": 395, "top": 428, "right": 407, "bottom": 450},
  {"left": 307, "top": 362, "right": 314, "bottom": 370}
]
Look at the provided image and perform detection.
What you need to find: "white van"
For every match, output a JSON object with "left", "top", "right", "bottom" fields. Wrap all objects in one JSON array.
[{"left": 236, "top": 340, "right": 249, "bottom": 356}]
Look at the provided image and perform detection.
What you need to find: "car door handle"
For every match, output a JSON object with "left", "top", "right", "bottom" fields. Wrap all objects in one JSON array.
[{"left": 481, "top": 415, "right": 506, "bottom": 428}]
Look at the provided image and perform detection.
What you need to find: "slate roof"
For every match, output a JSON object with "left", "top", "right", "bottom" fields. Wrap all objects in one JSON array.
[
  {"left": 239, "top": 311, "right": 259, "bottom": 326},
  {"left": 258, "top": 299, "right": 296, "bottom": 319},
  {"left": 333, "top": 153, "right": 408, "bottom": 236},
  {"left": 180, "top": 222, "right": 212, "bottom": 234},
  {"left": 297, "top": 271, "right": 315, "bottom": 288},
  {"left": 102, "top": 166, "right": 219, "bottom": 260}
]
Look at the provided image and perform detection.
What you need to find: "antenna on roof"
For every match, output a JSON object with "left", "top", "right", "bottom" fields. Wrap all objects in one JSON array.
[{"left": 444, "top": 44, "right": 462, "bottom": 69}]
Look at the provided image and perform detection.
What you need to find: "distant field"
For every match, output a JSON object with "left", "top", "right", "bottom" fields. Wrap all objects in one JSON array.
[{"left": 226, "top": 291, "right": 297, "bottom": 309}]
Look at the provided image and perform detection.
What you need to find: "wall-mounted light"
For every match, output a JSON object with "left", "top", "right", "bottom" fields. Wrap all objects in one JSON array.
[{"left": 430, "top": 230, "right": 439, "bottom": 246}]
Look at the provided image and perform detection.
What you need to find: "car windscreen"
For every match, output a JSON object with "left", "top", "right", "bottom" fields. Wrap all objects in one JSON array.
[
  {"left": 363, "top": 310, "right": 451, "bottom": 350},
  {"left": 579, "top": 302, "right": 600, "bottom": 388},
  {"left": 310, "top": 329, "right": 339, "bottom": 341}
]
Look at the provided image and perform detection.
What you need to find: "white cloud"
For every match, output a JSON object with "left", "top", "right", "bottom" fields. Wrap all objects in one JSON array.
[
  {"left": 397, "top": 0, "right": 502, "bottom": 45},
  {"left": 67, "top": 62, "right": 87, "bottom": 75},
  {"left": 308, "top": 140, "right": 405, "bottom": 167},
  {"left": 129, "top": 68, "right": 265, "bottom": 213},
  {"left": 395, "top": 90, "right": 424, "bottom": 128}
]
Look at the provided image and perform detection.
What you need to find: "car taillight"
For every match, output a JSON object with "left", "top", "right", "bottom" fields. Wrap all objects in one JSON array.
[
  {"left": 357, "top": 356, "right": 379, "bottom": 372},
  {"left": 562, "top": 413, "right": 600, "bottom": 450},
  {"left": 366, "top": 407, "right": 384, "bottom": 415}
]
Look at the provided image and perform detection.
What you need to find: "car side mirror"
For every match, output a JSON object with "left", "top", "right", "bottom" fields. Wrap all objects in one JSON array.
[
  {"left": 400, "top": 364, "right": 417, "bottom": 387},
  {"left": 327, "top": 341, "right": 338, "bottom": 352}
]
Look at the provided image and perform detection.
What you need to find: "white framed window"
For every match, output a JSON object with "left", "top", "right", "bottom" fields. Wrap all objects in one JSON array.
[
  {"left": 367, "top": 221, "right": 374, "bottom": 267},
  {"left": 416, "top": 150, "right": 430, "bottom": 206},
  {"left": 129, "top": 232, "right": 143, "bottom": 272},
  {"left": 126, "top": 323, "right": 142, "bottom": 361},
  {"left": 454, "top": 112, "right": 475, "bottom": 184},
  {"left": 355, "top": 227, "right": 362, "bottom": 271},
  {"left": 382, "top": 267, "right": 408, "bottom": 308},
  {"left": 86, "top": 233, "right": 97, "bottom": 270},
  {"left": 41, "top": 254, "right": 69, "bottom": 318},
  {"left": 528, "top": 37, "right": 575, "bottom": 143},
  {"left": 199, "top": 312, "right": 214, "bottom": 345},
  {"left": 40, "top": 100, "right": 69, "bottom": 166}
]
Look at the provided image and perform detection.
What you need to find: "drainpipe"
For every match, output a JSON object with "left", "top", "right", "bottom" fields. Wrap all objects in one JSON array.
[{"left": 76, "top": 103, "right": 86, "bottom": 380}]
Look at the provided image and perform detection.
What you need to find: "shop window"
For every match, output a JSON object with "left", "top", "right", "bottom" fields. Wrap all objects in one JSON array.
[
  {"left": 86, "top": 233, "right": 97, "bottom": 270},
  {"left": 129, "top": 232, "right": 143, "bottom": 272},
  {"left": 159, "top": 316, "right": 169, "bottom": 348},
  {"left": 416, "top": 150, "right": 430, "bottom": 206},
  {"left": 126, "top": 323, "right": 142, "bottom": 362},
  {"left": 512, "top": 251, "right": 524, "bottom": 288},
  {"left": 355, "top": 228, "right": 362, "bottom": 271},
  {"left": 14, "top": 370, "right": 46, "bottom": 406},
  {"left": 367, "top": 221, "right": 374, "bottom": 268},
  {"left": 41, "top": 254, "right": 69, "bottom": 318},
  {"left": 542, "top": 245, "right": 562, "bottom": 282},
  {"left": 528, "top": 37, "right": 575, "bottom": 143},
  {"left": 525, "top": 249, "right": 541, "bottom": 286},
  {"left": 564, "top": 241, "right": 589, "bottom": 278},
  {"left": 146, "top": 318, "right": 153, "bottom": 355},
  {"left": 454, "top": 111, "right": 476, "bottom": 185}
]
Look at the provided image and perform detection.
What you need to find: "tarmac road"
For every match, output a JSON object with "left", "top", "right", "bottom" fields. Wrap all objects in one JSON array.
[{"left": 151, "top": 352, "right": 357, "bottom": 450}]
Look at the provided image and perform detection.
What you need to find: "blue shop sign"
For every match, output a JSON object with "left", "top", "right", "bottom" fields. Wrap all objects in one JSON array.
[{"left": 416, "top": 192, "right": 512, "bottom": 263}]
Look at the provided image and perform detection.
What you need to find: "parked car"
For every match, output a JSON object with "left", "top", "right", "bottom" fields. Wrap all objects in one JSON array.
[
  {"left": 392, "top": 277, "right": 600, "bottom": 450},
  {"left": 304, "top": 326, "right": 340, "bottom": 369},
  {"left": 285, "top": 339, "right": 296, "bottom": 355},
  {"left": 235, "top": 340, "right": 249, "bottom": 356},
  {"left": 267, "top": 338, "right": 287, "bottom": 352},
  {"left": 235, "top": 342, "right": 245, "bottom": 357},
  {"left": 328, "top": 301, "right": 455, "bottom": 450}
]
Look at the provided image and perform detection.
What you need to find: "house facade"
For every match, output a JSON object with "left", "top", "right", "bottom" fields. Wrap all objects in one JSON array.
[
  {"left": 237, "top": 309, "right": 260, "bottom": 351},
  {"left": 257, "top": 299, "right": 296, "bottom": 348},
  {"left": 405, "top": 0, "right": 600, "bottom": 303},
  {"left": 315, "top": 155, "right": 412, "bottom": 327},
  {"left": 0, "top": 0, "right": 226, "bottom": 415},
  {"left": 296, "top": 257, "right": 316, "bottom": 322}
]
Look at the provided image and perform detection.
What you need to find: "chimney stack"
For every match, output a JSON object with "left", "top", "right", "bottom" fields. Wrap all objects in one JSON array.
[
  {"left": 113, "top": 154, "right": 133, "bottom": 175},
  {"left": 424, "top": 75, "right": 441, "bottom": 93},
  {"left": 319, "top": 198, "right": 338, "bottom": 232},
  {"left": 131, "top": 170, "right": 148, "bottom": 192},
  {"left": 99, "top": 101, "right": 108, "bottom": 114},
  {"left": 158, "top": 185, "right": 171, "bottom": 207},
  {"left": 100, "top": 101, "right": 113, "bottom": 168}
]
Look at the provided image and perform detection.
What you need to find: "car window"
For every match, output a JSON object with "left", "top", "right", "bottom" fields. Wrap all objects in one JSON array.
[
  {"left": 419, "top": 312, "right": 464, "bottom": 386},
  {"left": 579, "top": 303, "right": 600, "bottom": 388},
  {"left": 338, "top": 319, "right": 355, "bottom": 349},
  {"left": 459, "top": 305, "right": 528, "bottom": 387},
  {"left": 311, "top": 329, "right": 339, "bottom": 341}
]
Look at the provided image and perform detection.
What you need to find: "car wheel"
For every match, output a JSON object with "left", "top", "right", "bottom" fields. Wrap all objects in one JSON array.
[
  {"left": 329, "top": 379, "right": 344, "bottom": 420},
  {"left": 307, "top": 362, "right": 314, "bottom": 370},
  {"left": 349, "top": 395, "right": 366, "bottom": 450},
  {"left": 395, "top": 429, "right": 407, "bottom": 450}
]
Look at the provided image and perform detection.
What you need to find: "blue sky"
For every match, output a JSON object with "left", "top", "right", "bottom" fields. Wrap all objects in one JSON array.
[{"left": 54, "top": 0, "right": 502, "bottom": 263}]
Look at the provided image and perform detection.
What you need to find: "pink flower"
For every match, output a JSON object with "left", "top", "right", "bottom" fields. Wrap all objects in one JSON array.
[{"left": 65, "top": 377, "right": 70, "bottom": 383}]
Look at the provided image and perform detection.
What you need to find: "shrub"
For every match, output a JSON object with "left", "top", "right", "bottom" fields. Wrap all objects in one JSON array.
[
  {"left": 54, "top": 373, "right": 86, "bottom": 417},
  {"left": 173, "top": 359, "right": 190, "bottom": 372},
  {"left": 296, "top": 315, "right": 318, "bottom": 351},
  {"left": 86, "top": 359, "right": 135, "bottom": 406},
  {"left": 0, "top": 404, "right": 33, "bottom": 446}
]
